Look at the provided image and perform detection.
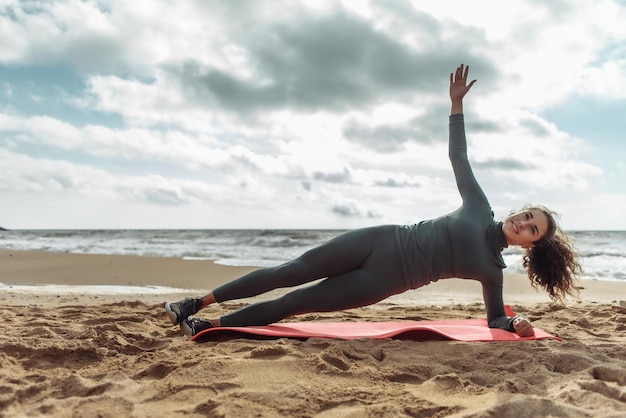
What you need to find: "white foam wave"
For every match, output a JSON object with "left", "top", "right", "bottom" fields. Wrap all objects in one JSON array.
[{"left": 0, "top": 283, "right": 205, "bottom": 295}]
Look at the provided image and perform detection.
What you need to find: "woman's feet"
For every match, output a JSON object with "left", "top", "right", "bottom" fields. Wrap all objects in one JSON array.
[
  {"left": 165, "top": 296, "right": 218, "bottom": 336},
  {"left": 164, "top": 298, "right": 203, "bottom": 325},
  {"left": 181, "top": 318, "right": 214, "bottom": 336}
]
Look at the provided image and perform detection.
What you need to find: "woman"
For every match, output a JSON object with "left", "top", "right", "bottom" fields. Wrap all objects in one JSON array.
[{"left": 165, "top": 64, "right": 582, "bottom": 338}]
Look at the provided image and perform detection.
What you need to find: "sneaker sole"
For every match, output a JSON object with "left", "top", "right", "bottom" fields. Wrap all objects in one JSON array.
[
  {"left": 180, "top": 320, "right": 194, "bottom": 336},
  {"left": 164, "top": 302, "right": 180, "bottom": 325}
]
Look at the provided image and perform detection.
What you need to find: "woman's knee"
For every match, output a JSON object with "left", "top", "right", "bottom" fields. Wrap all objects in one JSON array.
[{"left": 270, "top": 259, "right": 310, "bottom": 286}]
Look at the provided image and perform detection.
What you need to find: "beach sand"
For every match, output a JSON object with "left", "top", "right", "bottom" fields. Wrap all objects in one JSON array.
[{"left": 1, "top": 250, "right": 625, "bottom": 417}]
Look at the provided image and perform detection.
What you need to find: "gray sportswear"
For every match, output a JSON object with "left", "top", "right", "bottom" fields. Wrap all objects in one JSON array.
[
  {"left": 214, "top": 114, "right": 516, "bottom": 331},
  {"left": 395, "top": 113, "right": 514, "bottom": 330}
]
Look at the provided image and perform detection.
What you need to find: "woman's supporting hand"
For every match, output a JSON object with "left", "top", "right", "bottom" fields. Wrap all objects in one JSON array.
[
  {"left": 513, "top": 315, "right": 535, "bottom": 337},
  {"left": 450, "top": 64, "right": 476, "bottom": 114}
]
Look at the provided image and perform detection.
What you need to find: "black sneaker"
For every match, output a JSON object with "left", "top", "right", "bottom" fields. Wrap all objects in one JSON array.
[
  {"left": 181, "top": 318, "right": 214, "bottom": 337},
  {"left": 164, "top": 298, "right": 203, "bottom": 325}
]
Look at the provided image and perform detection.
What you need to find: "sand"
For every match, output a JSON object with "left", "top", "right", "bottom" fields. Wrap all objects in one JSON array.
[{"left": 1, "top": 250, "right": 625, "bottom": 417}]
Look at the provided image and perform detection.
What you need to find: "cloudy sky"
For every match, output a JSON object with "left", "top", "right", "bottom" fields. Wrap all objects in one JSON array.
[{"left": 1, "top": 0, "right": 625, "bottom": 230}]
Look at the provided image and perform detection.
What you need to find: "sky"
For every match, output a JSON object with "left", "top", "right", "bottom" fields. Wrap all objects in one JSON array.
[{"left": 1, "top": 0, "right": 625, "bottom": 230}]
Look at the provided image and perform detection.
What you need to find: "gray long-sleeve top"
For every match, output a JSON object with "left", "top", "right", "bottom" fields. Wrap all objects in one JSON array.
[{"left": 395, "top": 114, "right": 516, "bottom": 331}]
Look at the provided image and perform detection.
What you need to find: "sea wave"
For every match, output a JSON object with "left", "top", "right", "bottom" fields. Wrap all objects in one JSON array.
[
  {"left": 1, "top": 229, "right": 624, "bottom": 281},
  {"left": 0, "top": 283, "right": 204, "bottom": 295}
]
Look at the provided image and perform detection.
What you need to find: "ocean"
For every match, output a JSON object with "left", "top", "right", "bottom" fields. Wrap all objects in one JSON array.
[{"left": 1, "top": 229, "right": 625, "bottom": 282}]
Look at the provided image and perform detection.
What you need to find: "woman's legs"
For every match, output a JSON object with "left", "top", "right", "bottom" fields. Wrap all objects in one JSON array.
[
  {"left": 211, "top": 225, "right": 406, "bottom": 327},
  {"left": 211, "top": 226, "right": 396, "bottom": 303},
  {"left": 167, "top": 228, "right": 382, "bottom": 326},
  {"left": 169, "top": 225, "right": 406, "bottom": 328},
  {"left": 218, "top": 267, "right": 406, "bottom": 326}
]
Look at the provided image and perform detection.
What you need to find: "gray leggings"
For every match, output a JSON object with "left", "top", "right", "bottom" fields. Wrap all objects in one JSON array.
[{"left": 213, "top": 225, "right": 408, "bottom": 326}]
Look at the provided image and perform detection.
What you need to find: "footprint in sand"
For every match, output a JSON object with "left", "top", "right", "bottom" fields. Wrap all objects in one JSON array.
[
  {"left": 467, "top": 395, "right": 589, "bottom": 418},
  {"left": 543, "top": 352, "right": 595, "bottom": 374},
  {"left": 93, "top": 327, "right": 170, "bottom": 355},
  {"left": 133, "top": 362, "right": 174, "bottom": 380},
  {"left": 318, "top": 351, "right": 352, "bottom": 372},
  {"left": 14, "top": 344, "right": 104, "bottom": 370},
  {"left": 246, "top": 345, "right": 291, "bottom": 359},
  {"left": 74, "top": 397, "right": 135, "bottom": 416},
  {"left": 385, "top": 371, "right": 425, "bottom": 384},
  {"left": 591, "top": 365, "right": 626, "bottom": 385},
  {"left": 578, "top": 380, "right": 626, "bottom": 402},
  {"left": 54, "top": 374, "right": 113, "bottom": 399}
]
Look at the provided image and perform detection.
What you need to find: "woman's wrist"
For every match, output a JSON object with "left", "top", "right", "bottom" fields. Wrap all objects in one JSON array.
[{"left": 450, "top": 100, "right": 463, "bottom": 115}]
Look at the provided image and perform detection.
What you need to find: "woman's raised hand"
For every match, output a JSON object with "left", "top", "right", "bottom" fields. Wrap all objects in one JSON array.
[{"left": 449, "top": 64, "right": 477, "bottom": 103}]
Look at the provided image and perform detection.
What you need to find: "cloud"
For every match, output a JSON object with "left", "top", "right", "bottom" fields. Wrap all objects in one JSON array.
[
  {"left": 0, "top": 0, "right": 210, "bottom": 75},
  {"left": 342, "top": 105, "right": 451, "bottom": 152},
  {"left": 313, "top": 167, "right": 351, "bottom": 184},
  {"left": 518, "top": 117, "right": 551, "bottom": 137},
  {"left": 472, "top": 158, "right": 535, "bottom": 171},
  {"left": 373, "top": 177, "right": 420, "bottom": 188},
  {"left": 164, "top": 6, "right": 497, "bottom": 115},
  {"left": 0, "top": 0, "right": 624, "bottom": 229},
  {"left": 330, "top": 202, "right": 379, "bottom": 219}
]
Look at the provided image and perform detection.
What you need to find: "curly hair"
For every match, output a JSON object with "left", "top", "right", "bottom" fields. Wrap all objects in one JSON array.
[{"left": 518, "top": 205, "right": 583, "bottom": 302}]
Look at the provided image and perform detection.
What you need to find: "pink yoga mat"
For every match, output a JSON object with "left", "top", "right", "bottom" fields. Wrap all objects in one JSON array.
[{"left": 192, "top": 318, "right": 560, "bottom": 343}]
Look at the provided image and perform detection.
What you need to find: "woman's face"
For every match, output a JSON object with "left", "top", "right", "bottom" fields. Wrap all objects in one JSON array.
[{"left": 502, "top": 209, "right": 549, "bottom": 248}]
